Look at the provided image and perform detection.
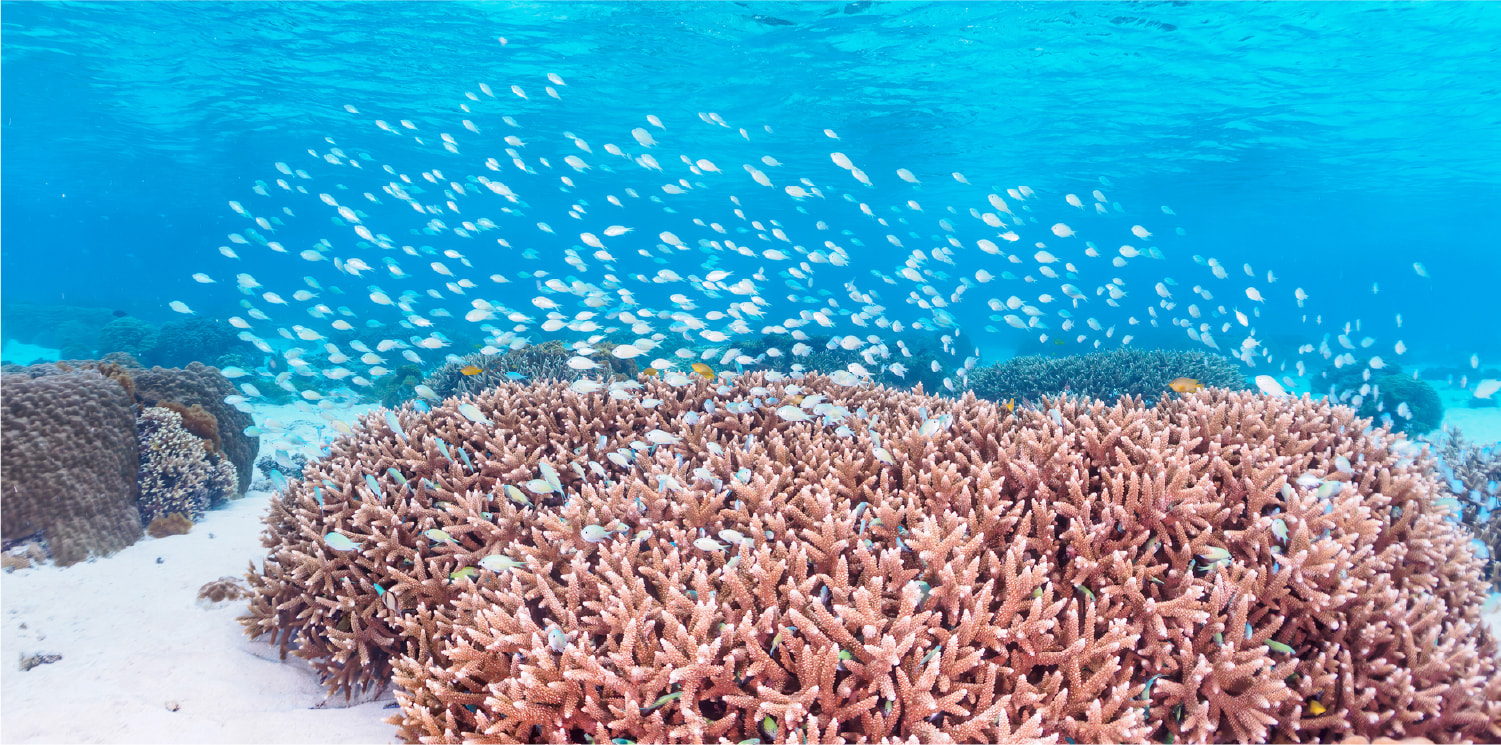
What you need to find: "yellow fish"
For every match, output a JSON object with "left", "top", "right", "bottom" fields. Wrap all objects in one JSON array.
[
  {"left": 1169, "top": 377, "right": 1204, "bottom": 393},
  {"left": 642, "top": 367, "right": 660, "bottom": 378},
  {"left": 460, "top": 365, "right": 482, "bottom": 376},
  {"left": 1307, "top": 700, "right": 1327, "bottom": 715},
  {"left": 690, "top": 362, "right": 714, "bottom": 378}
]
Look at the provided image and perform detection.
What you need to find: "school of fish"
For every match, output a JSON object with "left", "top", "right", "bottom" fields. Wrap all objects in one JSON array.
[{"left": 177, "top": 36, "right": 1492, "bottom": 438}]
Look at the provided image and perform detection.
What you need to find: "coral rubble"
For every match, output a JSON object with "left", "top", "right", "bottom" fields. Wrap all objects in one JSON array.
[{"left": 243, "top": 374, "right": 1500, "bottom": 743}]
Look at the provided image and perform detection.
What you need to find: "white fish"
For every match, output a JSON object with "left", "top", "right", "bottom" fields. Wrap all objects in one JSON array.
[
  {"left": 570, "top": 379, "right": 603, "bottom": 394},
  {"left": 1131, "top": 225, "right": 1151, "bottom": 238},
  {"left": 567, "top": 356, "right": 601, "bottom": 370},
  {"left": 191, "top": 273, "right": 215, "bottom": 283},
  {"left": 896, "top": 168, "right": 918, "bottom": 183},
  {"left": 169, "top": 301, "right": 194, "bottom": 314},
  {"left": 1254, "top": 375, "right": 1287, "bottom": 396},
  {"left": 645, "top": 429, "right": 679, "bottom": 445},
  {"left": 1051, "top": 224, "right": 1076, "bottom": 238}
]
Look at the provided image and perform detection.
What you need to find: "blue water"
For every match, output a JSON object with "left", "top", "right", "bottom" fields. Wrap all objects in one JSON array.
[{"left": 3, "top": 1, "right": 1500, "bottom": 375}]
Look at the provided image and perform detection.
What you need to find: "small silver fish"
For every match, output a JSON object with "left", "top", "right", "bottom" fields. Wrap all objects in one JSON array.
[{"left": 694, "top": 537, "right": 727, "bottom": 552}]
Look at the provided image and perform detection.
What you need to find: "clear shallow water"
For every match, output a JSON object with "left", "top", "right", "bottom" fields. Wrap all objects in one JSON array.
[{"left": 3, "top": 1, "right": 1499, "bottom": 377}]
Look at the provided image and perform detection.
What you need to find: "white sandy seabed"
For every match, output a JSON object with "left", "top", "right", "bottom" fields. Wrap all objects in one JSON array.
[{"left": 3, "top": 399, "right": 1501, "bottom": 744}]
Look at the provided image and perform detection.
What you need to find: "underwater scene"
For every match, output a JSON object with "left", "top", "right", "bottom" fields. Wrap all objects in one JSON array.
[{"left": 3, "top": 2, "right": 1500, "bottom": 743}]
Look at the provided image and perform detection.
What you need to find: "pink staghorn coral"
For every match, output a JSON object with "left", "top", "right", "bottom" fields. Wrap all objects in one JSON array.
[{"left": 242, "top": 374, "right": 1501, "bottom": 743}]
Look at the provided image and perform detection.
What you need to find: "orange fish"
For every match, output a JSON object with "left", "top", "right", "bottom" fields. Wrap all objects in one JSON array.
[
  {"left": 460, "top": 365, "right": 482, "bottom": 376},
  {"left": 1169, "top": 377, "right": 1203, "bottom": 393},
  {"left": 691, "top": 362, "right": 714, "bottom": 378}
]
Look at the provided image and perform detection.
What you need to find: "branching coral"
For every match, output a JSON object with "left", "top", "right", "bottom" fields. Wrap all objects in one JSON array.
[
  {"left": 129, "top": 358, "right": 258, "bottom": 495},
  {"left": 137, "top": 407, "right": 238, "bottom": 524},
  {"left": 424, "top": 343, "right": 634, "bottom": 401},
  {"left": 243, "top": 375, "right": 1500, "bottom": 743},
  {"left": 1429, "top": 427, "right": 1501, "bottom": 588},
  {"left": 966, "top": 348, "right": 1248, "bottom": 404}
]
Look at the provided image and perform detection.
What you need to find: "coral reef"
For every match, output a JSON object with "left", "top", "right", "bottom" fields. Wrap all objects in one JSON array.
[
  {"left": 422, "top": 343, "right": 624, "bottom": 401},
  {"left": 257, "top": 452, "right": 309, "bottom": 480},
  {"left": 966, "top": 348, "right": 1249, "bottom": 404},
  {"left": 0, "top": 368, "right": 142, "bottom": 565},
  {"left": 373, "top": 364, "right": 426, "bottom": 409},
  {"left": 97, "top": 315, "right": 160, "bottom": 360},
  {"left": 1429, "top": 427, "right": 1501, "bottom": 589},
  {"left": 146, "top": 512, "right": 195, "bottom": 538},
  {"left": 0, "top": 301, "right": 119, "bottom": 350},
  {"left": 144, "top": 317, "right": 255, "bottom": 369},
  {"left": 243, "top": 374, "right": 1500, "bottom": 743},
  {"left": 1318, "top": 360, "right": 1443, "bottom": 435},
  {"left": 136, "top": 407, "right": 238, "bottom": 524}
]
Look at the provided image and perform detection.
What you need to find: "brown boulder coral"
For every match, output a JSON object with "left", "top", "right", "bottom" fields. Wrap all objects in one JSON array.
[
  {"left": 1, "top": 368, "right": 141, "bottom": 565},
  {"left": 242, "top": 374, "right": 1501, "bottom": 743}
]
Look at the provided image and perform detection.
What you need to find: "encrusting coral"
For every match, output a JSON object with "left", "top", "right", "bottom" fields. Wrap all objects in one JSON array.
[
  {"left": 146, "top": 512, "right": 194, "bottom": 538},
  {"left": 242, "top": 373, "right": 1501, "bottom": 743}
]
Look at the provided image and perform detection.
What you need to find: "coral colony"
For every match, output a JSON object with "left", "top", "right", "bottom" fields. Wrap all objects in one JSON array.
[{"left": 241, "top": 373, "right": 1501, "bottom": 743}]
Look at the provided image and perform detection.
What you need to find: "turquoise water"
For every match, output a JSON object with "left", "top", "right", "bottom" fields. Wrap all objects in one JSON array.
[
  {"left": 3, "top": 1, "right": 1499, "bottom": 384},
  {"left": 6, "top": 5, "right": 1501, "bottom": 742}
]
